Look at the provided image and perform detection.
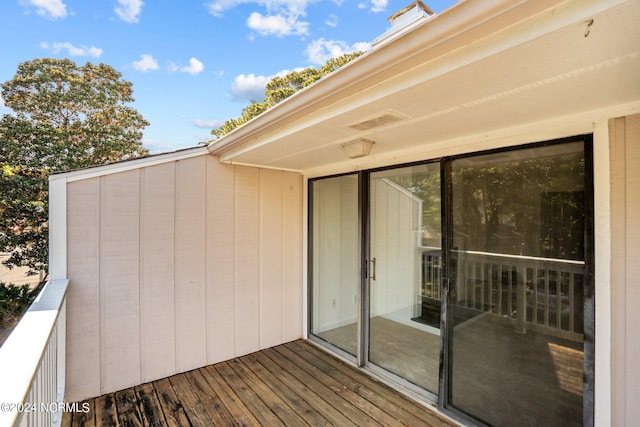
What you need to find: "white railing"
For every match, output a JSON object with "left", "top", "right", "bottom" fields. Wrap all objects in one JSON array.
[
  {"left": 455, "top": 250, "right": 584, "bottom": 340},
  {"left": 0, "top": 279, "right": 68, "bottom": 427},
  {"left": 420, "top": 250, "right": 585, "bottom": 341}
]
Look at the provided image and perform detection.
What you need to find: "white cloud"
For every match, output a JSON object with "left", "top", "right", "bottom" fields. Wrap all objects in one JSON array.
[
  {"left": 325, "top": 14, "right": 338, "bottom": 27},
  {"left": 231, "top": 73, "right": 270, "bottom": 101},
  {"left": 358, "top": 0, "right": 386, "bottom": 12},
  {"left": 142, "top": 138, "right": 180, "bottom": 154},
  {"left": 115, "top": 0, "right": 143, "bottom": 23},
  {"left": 230, "top": 68, "right": 304, "bottom": 102},
  {"left": 40, "top": 41, "right": 103, "bottom": 57},
  {"left": 247, "top": 12, "right": 309, "bottom": 36},
  {"left": 370, "top": 0, "right": 387, "bottom": 12},
  {"left": 132, "top": 54, "right": 158, "bottom": 72},
  {"left": 208, "top": 0, "right": 314, "bottom": 37},
  {"left": 180, "top": 58, "right": 205, "bottom": 75},
  {"left": 191, "top": 118, "right": 224, "bottom": 129},
  {"left": 305, "top": 38, "right": 370, "bottom": 65},
  {"left": 22, "top": 0, "right": 67, "bottom": 19}
]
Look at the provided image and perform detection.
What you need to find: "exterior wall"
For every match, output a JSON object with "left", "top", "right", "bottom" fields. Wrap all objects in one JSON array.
[
  {"left": 63, "top": 154, "right": 303, "bottom": 401},
  {"left": 609, "top": 114, "right": 640, "bottom": 426}
]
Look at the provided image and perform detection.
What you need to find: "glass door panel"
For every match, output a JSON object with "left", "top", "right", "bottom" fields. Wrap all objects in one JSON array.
[
  {"left": 448, "top": 142, "right": 587, "bottom": 426},
  {"left": 369, "top": 164, "right": 441, "bottom": 392},
  {"left": 310, "top": 174, "right": 359, "bottom": 356}
]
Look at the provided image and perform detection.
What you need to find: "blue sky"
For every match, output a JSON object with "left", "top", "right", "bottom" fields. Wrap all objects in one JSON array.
[{"left": 1, "top": 0, "right": 455, "bottom": 153}]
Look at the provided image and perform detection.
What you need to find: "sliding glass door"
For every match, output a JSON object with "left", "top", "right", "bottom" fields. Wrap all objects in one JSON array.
[
  {"left": 447, "top": 142, "right": 589, "bottom": 426},
  {"left": 368, "top": 164, "right": 441, "bottom": 393},
  {"left": 309, "top": 174, "right": 359, "bottom": 356},
  {"left": 309, "top": 137, "right": 593, "bottom": 426}
]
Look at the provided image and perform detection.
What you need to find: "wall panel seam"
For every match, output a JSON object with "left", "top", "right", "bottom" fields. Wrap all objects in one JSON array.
[
  {"left": 205, "top": 159, "right": 209, "bottom": 363},
  {"left": 98, "top": 176, "right": 106, "bottom": 395},
  {"left": 139, "top": 168, "right": 145, "bottom": 382},
  {"left": 173, "top": 161, "right": 178, "bottom": 374}
]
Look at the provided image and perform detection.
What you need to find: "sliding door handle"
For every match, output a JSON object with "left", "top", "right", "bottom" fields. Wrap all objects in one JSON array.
[{"left": 370, "top": 257, "right": 376, "bottom": 281}]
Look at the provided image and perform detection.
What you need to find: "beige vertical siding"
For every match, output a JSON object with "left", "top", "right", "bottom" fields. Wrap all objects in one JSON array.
[
  {"left": 610, "top": 113, "right": 640, "bottom": 426},
  {"left": 175, "top": 157, "right": 207, "bottom": 372},
  {"left": 259, "top": 169, "right": 284, "bottom": 349},
  {"left": 281, "top": 171, "right": 303, "bottom": 342},
  {"left": 64, "top": 154, "right": 303, "bottom": 402},
  {"left": 233, "top": 166, "right": 261, "bottom": 356},
  {"left": 140, "top": 163, "right": 176, "bottom": 383},
  {"left": 205, "top": 159, "right": 235, "bottom": 364},
  {"left": 100, "top": 171, "right": 141, "bottom": 394},
  {"left": 66, "top": 178, "right": 101, "bottom": 399}
]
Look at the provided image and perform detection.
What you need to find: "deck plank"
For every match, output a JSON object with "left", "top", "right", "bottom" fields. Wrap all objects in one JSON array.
[
  {"left": 93, "top": 393, "right": 119, "bottom": 426},
  {"left": 242, "top": 352, "right": 333, "bottom": 426},
  {"left": 167, "top": 372, "right": 213, "bottom": 426},
  {"left": 275, "top": 344, "right": 407, "bottom": 426},
  {"left": 251, "top": 350, "right": 354, "bottom": 427},
  {"left": 262, "top": 347, "right": 381, "bottom": 426},
  {"left": 114, "top": 388, "right": 144, "bottom": 426},
  {"left": 214, "top": 361, "right": 285, "bottom": 426},
  {"left": 71, "top": 397, "right": 95, "bottom": 427},
  {"left": 61, "top": 411, "right": 73, "bottom": 427},
  {"left": 230, "top": 355, "right": 313, "bottom": 426},
  {"left": 134, "top": 383, "right": 166, "bottom": 426},
  {"left": 184, "top": 370, "right": 236, "bottom": 426},
  {"left": 71, "top": 340, "right": 457, "bottom": 427},
  {"left": 152, "top": 378, "right": 190, "bottom": 427},
  {"left": 199, "top": 364, "right": 261, "bottom": 426},
  {"left": 294, "top": 340, "right": 457, "bottom": 427}
]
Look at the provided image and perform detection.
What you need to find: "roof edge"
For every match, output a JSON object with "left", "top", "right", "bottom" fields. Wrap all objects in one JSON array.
[{"left": 49, "top": 146, "right": 209, "bottom": 182}]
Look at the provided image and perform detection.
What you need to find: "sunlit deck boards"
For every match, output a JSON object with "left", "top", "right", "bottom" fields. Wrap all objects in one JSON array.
[{"left": 62, "top": 340, "right": 457, "bottom": 426}]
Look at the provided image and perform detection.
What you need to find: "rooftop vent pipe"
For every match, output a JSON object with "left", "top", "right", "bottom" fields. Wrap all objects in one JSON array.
[{"left": 372, "top": 1, "right": 434, "bottom": 47}]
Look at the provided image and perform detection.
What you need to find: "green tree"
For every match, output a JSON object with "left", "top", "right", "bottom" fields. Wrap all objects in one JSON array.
[
  {"left": 212, "top": 52, "right": 364, "bottom": 138},
  {"left": 1, "top": 58, "right": 149, "bottom": 272}
]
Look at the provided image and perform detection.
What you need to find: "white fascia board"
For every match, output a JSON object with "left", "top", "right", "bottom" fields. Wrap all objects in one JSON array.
[{"left": 49, "top": 146, "right": 209, "bottom": 183}]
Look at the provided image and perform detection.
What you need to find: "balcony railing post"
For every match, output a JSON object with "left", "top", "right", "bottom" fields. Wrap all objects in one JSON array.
[
  {"left": 515, "top": 264, "right": 527, "bottom": 334},
  {"left": 53, "top": 298, "right": 67, "bottom": 426}
]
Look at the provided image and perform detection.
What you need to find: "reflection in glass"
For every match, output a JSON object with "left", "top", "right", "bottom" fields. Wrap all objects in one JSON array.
[
  {"left": 369, "top": 163, "right": 441, "bottom": 392},
  {"left": 449, "top": 142, "right": 586, "bottom": 426},
  {"left": 310, "top": 175, "right": 359, "bottom": 356}
]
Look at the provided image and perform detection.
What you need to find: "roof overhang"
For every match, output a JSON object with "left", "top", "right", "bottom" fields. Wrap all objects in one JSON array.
[{"left": 208, "top": 0, "right": 640, "bottom": 175}]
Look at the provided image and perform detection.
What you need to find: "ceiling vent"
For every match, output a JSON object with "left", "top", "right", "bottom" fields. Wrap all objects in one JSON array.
[
  {"left": 372, "top": 1, "right": 434, "bottom": 47},
  {"left": 347, "top": 110, "right": 409, "bottom": 131}
]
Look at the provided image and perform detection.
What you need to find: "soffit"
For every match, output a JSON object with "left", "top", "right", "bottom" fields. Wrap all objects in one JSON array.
[{"left": 209, "top": 0, "right": 640, "bottom": 173}]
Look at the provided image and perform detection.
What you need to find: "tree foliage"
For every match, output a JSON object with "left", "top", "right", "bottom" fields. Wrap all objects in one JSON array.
[
  {"left": 451, "top": 149, "right": 586, "bottom": 260},
  {"left": 1, "top": 58, "right": 149, "bottom": 271},
  {"left": 212, "top": 52, "right": 364, "bottom": 138},
  {"left": 0, "top": 281, "right": 41, "bottom": 323}
]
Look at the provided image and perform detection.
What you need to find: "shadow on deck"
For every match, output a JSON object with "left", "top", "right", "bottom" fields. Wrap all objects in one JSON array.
[{"left": 62, "top": 340, "right": 458, "bottom": 426}]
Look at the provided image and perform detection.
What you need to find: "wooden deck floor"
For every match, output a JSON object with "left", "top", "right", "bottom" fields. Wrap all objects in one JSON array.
[{"left": 62, "top": 340, "right": 458, "bottom": 426}]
